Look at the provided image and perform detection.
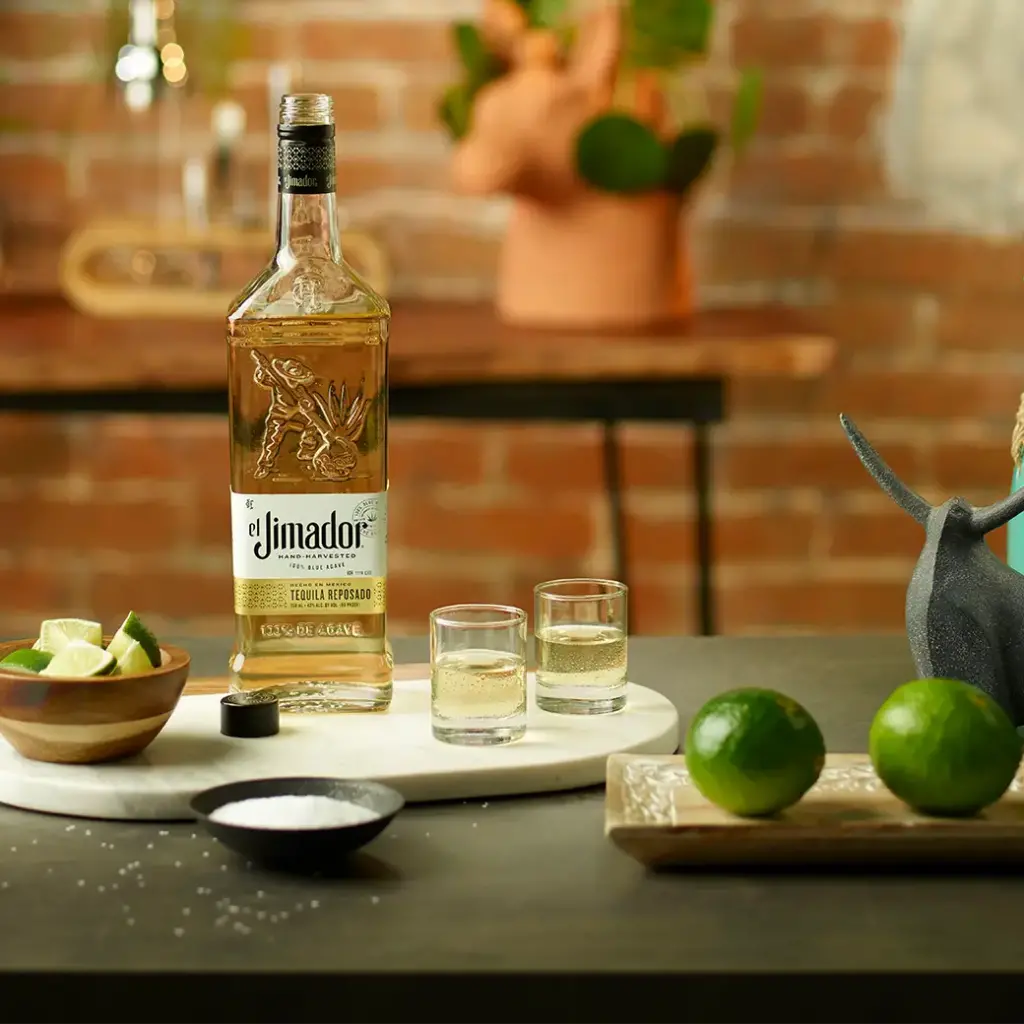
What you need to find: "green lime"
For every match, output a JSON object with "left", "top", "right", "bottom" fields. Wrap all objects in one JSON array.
[
  {"left": 113, "top": 638, "right": 152, "bottom": 676},
  {"left": 107, "top": 611, "right": 160, "bottom": 669},
  {"left": 38, "top": 618, "right": 102, "bottom": 655},
  {"left": 41, "top": 641, "right": 116, "bottom": 679},
  {"left": 0, "top": 648, "right": 53, "bottom": 673},
  {"left": 685, "top": 688, "right": 826, "bottom": 817},
  {"left": 869, "top": 678, "right": 1022, "bottom": 817}
]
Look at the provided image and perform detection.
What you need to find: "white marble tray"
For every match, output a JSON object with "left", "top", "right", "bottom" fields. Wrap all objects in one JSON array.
[{"left": 0, "top": 675, "right": 679, "bottom": 821}]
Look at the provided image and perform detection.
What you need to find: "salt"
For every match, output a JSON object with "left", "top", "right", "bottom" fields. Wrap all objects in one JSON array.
[{"left": 208, "top": 795, "right": 380, "bottom": 830}]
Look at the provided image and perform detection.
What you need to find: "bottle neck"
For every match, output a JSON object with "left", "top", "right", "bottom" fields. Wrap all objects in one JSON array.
[
  {"left": 274, "top": 124, "right": 341, "bottom": 264},
  {"left": 275, "top": 191, "right": 342, "bottom": 264}
]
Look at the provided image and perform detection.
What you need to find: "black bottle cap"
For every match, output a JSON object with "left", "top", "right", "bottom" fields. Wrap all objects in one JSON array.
[{"left": 220, "top": 691, "right": 280, "bottom": 739}]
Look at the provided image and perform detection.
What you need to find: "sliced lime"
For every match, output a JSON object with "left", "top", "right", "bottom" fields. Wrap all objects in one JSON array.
[
  {"left": 38, "top": 618, "right": 103, "bottom": 655},
  {"left": 107, "top": 611, "right": 160, "bottom": 668},
  {"left": 114, "top": 639, "right": 152, "bottom": 676},
  {"left": 41, "top": 641, "right": 116, "bottom": 678},
  {"left": 0, "top": 648, "right": 53, "bottom": 673}
]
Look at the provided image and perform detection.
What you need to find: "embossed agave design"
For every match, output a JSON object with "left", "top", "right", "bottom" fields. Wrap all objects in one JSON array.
[{"left": 251, "top": 350, "right": 369, "bottom": 482}]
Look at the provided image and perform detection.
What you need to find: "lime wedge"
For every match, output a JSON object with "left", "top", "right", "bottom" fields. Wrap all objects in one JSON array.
[
  {"left": 107, "top": 611, "right": 160, "bottom": 669},
  {"left": 41, "top": 641, "right": 116, "bottom": 678},
  {"left": 0, "top": 648, "right": 53, "bottom": 674},
  {"left": 38, "top": 618, "right": 103, "bottom": 655},
  {"left": 114, "top": 639, "right": 152, "bottom": 676}
]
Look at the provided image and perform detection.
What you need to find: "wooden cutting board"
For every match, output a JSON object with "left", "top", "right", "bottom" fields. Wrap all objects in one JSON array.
[{"left": 606, "top": 753, "right": 1024, "bottom": 868}]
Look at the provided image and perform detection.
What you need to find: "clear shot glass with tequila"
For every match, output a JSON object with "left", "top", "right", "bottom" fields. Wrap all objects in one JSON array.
[
  {"left": 430, "top": 605, "right": 528, "bottom": 746},
  {"left": 534, "top": 579, "right": 628, "bottom": 715}
]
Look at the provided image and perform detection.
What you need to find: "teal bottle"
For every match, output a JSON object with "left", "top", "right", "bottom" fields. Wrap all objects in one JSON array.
[{"left": 1010, "top": 459, "right": 1024, "bottom": 573}]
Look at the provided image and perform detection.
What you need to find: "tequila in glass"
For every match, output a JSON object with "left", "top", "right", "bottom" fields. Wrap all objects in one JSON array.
[
  {"left": 430, "top": 605, "right": 527, "bottom": 745},
  {"left": 535, "top": 579, "right": 628, "bottom": 714}
]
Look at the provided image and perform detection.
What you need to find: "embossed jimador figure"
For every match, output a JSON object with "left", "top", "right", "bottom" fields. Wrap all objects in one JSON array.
[
  {"left": 841, "top": 414, "right": 1024, "bottom": 726},
  {"left": 250, "top": 351, "right": 369, "bottom": 483}
]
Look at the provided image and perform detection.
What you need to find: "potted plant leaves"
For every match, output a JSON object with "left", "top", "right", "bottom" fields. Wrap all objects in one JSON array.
[{"left": 439, "top": 0, "right": 761, "bottom": 329}]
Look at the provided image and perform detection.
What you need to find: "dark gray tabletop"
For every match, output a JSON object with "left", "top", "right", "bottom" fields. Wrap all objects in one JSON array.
[{"left": 1, "top": 633, "right": 1020, "bottom": 1022}]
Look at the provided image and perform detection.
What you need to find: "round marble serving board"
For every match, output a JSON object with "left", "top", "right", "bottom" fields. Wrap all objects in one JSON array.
[{"left": 0, "top": 667, "right": 679, "bottom": 821}]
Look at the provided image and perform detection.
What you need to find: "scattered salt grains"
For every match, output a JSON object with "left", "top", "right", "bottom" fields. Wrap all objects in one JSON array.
[
  {"left": 202, "top": 851, "right": 210, "bottom": 858},
  {"left": 371, "top": 896, "right": 380, "bottom": 905},
  {"left": 173, "top": 928, "right": 185, "bottom": 938},
  {"left": 256, "top": 911, "right": 266, "bottom": 920},
  {"left": 77, "top": 879, "right": 84, "bottom": 887},
  {"left": 8, "top": 847, "right": 15, "bottom": 853},
  {"left": 174, "top": 861, "right": 182, "bottom": 868},
  {"left": 182, "top": 908, "right": 191, "bottom": 917},
  {"left": 208, "top": 794, "right": 379, "bottom": 830},
  {"left": 146, "top": 843, "right": 153, "bottom": 850},
  {"left": 158, "top": 830, "right": 168, "bottom": 836},
  {"left": 64, "top": 825, "right": 75, "bottom": 832},
  {"left": 310, "top": 900, "right": 319, "bottom": 909},
  {"left": 1, "top": 882, "right": 8, "bottom": 890},
  {"left": 126, "top": 918, "right": 134, "bottom": 926}
]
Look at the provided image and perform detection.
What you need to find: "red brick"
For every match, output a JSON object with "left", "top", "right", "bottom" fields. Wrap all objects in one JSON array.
[
  {"left": 388, "top": 572, "right": 496, "bottom": 626},
  {"left": 828, "top": 508, "right": 923, "bottom": 558},
  {"left": 0, "top": 497, "right": 183, "bottom": 555},
  {"left": 814, "top": 287, "right": 921, "bottom": 351},
  {"left": 0, "top": 565, "right": 78, "bottom": 620},
  {"left": 335, "top": 157, "right": 449, "bottom": 197},
  {"left": 828, "top": 230, "right": 1024, "bottom": 294},
  {"left": 728, "top": 148, "right": 885, "bottom": 204},
  {"left": 936, "top": 295, "right": 1024, "bottom": 351},
  {"left": 0, "top": 11, "right": 103, "bottom": 59},
  {"left": 721, "top": 435, "right": 924, "bottom": 491},
  {"left": 842, "top": 18, "right": 899, "bottom": 68},
  {"left": 824, "top": 370, "right": 1024, "bottom": 421},
  {"left": 401, "top": 74, "right": 450, "bottom": 133},
  {"left": 630, "top": 580, "right": 695, "bottom": 635},
  {"left": 88, "top": 571, "right": 232, "bottom": 622},
  {"left": 299, "top": 21, "right": 453, "bottom": 63},
  {"left": 192, "top": 491, "right": 231, "bottom": 549},
  {"left": 0, "top": 155, "right": 67, "bottom": 224},
  {"left": 824, "top": 83, "right": 887, "bottom": 140},
  {"left": 391, "top": 502, "right": 594, "bottom": 560},
  {"left": 383, "top": 226, "right": 501, "bottom": 281},
  {"left": 731, "top": 14, "right": 830, "bottom": 68},
  {"left": 503, "top": 427, "right": 603, "bottom": 493},
  {"left": 621, "top": 428, "right": 693, "bottom": 488},
  {"left": 625, "top": 508, "right": 817, "bottom": 568},
  {"left": 708, "top": 80, "right": 812, "bottom": 139},
  {"left": 721, "top": 578, "right": 907, "bottom": 632},
  {"left": 390, "top": 423, "right": 486, "bottom": 486},
  {"left": 0, "top": 414, "right": 76, "bottom": 480},
  {"left": 934, "top": 441, "right": 1015, "bottom": 492},
  {"left": 695, "top": 221, "right": 822, "bottom": 284}
]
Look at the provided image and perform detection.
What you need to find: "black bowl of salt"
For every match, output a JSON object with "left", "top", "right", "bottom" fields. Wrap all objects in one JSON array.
[{"left": 190, "top": 777, "right": 404, "bottom": 871}]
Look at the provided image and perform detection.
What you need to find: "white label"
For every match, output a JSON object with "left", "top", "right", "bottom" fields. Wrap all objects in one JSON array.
[{"left": 230, "top": 491, "right": 387, "bottom": 580}]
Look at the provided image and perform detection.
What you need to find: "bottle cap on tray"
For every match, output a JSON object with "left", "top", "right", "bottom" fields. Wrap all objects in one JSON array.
[{"left": 220, "top": 691, "right": 280, "bottom": 738}]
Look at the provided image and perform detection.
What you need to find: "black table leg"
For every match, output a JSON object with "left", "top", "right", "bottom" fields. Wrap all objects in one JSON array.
[
  {"left": 693, "top": 423, "right": 715, "bottom": 636},
  {"left": 602, "top": 420, "right": 629, "bottom": 603}
]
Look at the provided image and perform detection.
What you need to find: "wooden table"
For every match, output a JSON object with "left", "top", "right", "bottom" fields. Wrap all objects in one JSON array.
[
  {"left": 0, "top": 633, "right": 1017, "bottom": 1024},
  {"left": 0, "top": 298, "right": 836, "bottom": 635}
]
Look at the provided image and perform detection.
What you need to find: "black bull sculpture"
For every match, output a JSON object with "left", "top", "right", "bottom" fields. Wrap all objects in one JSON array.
[{"left": 841, "top": 414, "right": 1024, "bottom": 727}]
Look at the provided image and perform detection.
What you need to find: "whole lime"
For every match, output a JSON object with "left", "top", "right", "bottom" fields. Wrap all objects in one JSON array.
[
  {"left": 869, "top": 678, "right": 1022, "bottom": 817},
  {"left": 685, "top": 688, "right": 826, "bottom": 817}
]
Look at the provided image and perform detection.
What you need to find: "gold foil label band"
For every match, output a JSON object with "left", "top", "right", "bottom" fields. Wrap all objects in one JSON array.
[{"left": 234, "top": 577, "right": 385, "bottom": 616}]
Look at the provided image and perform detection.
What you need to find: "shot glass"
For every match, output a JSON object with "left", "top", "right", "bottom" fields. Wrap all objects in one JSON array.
[
  {"left": 534, "top": 579, "right": 628, "bottom": 715},
  {"left": 430, "top": 604, "right": 528, "bottom": 746}
]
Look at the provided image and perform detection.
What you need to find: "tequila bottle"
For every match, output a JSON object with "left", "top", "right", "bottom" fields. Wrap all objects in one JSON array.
[{"left": 226, "top": 93, "right": 392, "bottom": 713}]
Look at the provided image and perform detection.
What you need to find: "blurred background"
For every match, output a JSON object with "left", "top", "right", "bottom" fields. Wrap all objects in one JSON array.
[{"left": 0, "top": 0, "right": 1020, "bottom": 641}]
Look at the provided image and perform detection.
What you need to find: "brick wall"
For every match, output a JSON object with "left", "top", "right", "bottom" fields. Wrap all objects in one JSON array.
[{"left": 0, "top": 0, "right": 1021, "bottom": 641}]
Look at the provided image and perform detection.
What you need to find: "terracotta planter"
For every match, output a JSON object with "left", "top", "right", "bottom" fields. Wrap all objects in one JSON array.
[{"left": 496, "top": 191, "right": 692, "bottom": 330}]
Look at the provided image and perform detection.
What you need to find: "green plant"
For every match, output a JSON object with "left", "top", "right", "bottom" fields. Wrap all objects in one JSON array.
[{"left": 440, "top": 0, "right": 761, "bottom": 198}]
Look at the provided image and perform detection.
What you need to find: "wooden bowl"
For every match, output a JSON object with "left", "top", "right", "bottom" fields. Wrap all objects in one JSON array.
[{"left": 0, "top": 637, "right": 191, "bottom": 765}]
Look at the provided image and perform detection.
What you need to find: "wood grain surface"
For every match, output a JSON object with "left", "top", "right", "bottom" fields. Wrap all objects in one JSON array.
[
  {"left": 0, "top": 298, "right": 836, "bottom": 392},
  {"left": 606, "top": 752, "right": 1024, "bottom": 867},
  {"left": 184, "top": 662, "right": 430, "bottom": 697}
]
